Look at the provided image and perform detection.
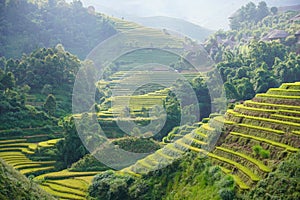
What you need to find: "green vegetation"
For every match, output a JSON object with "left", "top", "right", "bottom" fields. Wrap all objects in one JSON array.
[
  {"left": 244, "top": 100, "right": 300, "bottom": 111},
  {"left": 42, "top": 182, "right": 86, "bottom": 197},
  {"left": 0, "top": 45, "right": 83, "bottom": 131},
  {"left": 252, "top": 145, "right": 270, "bottom": 159},
  {"left": 205, "top": 1, "right": 300, "bottom": 101},
  {"left": 89, "top": 154, "right": 236, "bottom": 200},
  {"left": 208, "top": 81, "right": 300, "bottom": 192},
  {"left": 112, "top": 137, "right": 161, "bottom": 153},
  {"left": 229, "top": 2, "right": 269, "bottom": 30},
  {"left": 43, "top": 94, "right": 57, "bottom": 116},
  {"left": 0, "top": 0, "right": 300, "bottom": 199},
  {"left": 0, "top": 0, "right": 116, "bottom": 59},
  {"left": 112, "top": 82, "right": 298, "bottom": 198},
  {"left": 55, "top": 117, "right": 88, "bottom": 168},
  {"left": 39, "top": 185, "right": 85, "bottom": 200},
  {"left": 0, "top": 137, "right": 61, "bottom": 177},
  {"left": 20, "top": 166, "right": 56, "bottom": 176},
  {"left": 220, "top": 167, "right": 250, "bottom": 190},
  {"left": 70, "top": 154, "right": 109, "bottom": 172},
  {"left": 237, "top": 123, "right": 285, "bottom": 135},
  {"left": 47, "top": 179, "right": 88, "bottom": 191},
  {"left": 244, "top": 151, "right": 300, "bottom": 199},
  {"left": 38, "top": 138, "right": 61, "bottom": 148},
  {"left": 35, "top": 170, "right": 100, "bottom": 180}
]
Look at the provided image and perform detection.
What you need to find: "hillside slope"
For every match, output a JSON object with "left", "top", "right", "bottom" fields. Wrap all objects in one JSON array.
[
  {"left": 111, "top": 81, "right": 300, "bottom": 199},
  {"left": 130, "top": 16, "right": 213, "bottom": 42},
  {"left": 0, "top": 158, "right": 54, "bottom": 200},
  {"left": 245, "top": 150, "right": 300, "bottom": 199},
  {"left": 209, "top": 82, "right": 300, "bottom": 189}
]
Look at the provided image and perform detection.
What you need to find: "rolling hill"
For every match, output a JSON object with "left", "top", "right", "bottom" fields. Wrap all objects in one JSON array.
[{"left": 119, "top": 81, "right": 300, "bottom": 196}]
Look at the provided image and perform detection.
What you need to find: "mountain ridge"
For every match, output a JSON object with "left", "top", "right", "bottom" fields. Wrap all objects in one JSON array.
[{"left": 131, "top": 16, "right": 214, "bottom": 42}]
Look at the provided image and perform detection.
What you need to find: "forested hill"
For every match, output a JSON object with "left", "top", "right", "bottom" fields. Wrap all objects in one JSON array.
[{"left": 0, "top": 0, "right": 116, "bottom": 59}]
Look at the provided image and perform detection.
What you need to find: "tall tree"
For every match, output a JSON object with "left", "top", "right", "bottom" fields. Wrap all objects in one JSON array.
[
  {"left": 1, "top": 72, "right": 16, "bottom": 89},
  {"left": 44, "top": 94, "right": 56, "bottom": 115},
  {"left": 256, "top": 1, "right": 269, "bottom": 22},
  {"left": 270, "top": 7, "right": 278, "bottom": 15}
]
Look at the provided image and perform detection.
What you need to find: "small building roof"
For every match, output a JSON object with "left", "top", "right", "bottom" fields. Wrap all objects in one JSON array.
[
  {"left": 268, "top": 29, "right": 289, "bottom": 40},
  {"left": 228, "top": 11, "right": 240, "bottom": 19}
]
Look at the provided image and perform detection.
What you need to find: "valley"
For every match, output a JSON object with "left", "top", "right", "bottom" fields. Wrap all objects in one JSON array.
[{"left": 0, "top": 0, "right": 300, "bottom": 200}]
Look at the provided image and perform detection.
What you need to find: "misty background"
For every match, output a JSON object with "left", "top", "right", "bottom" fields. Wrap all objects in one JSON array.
[{"left": 68, "top": 0, "right": 300, "bottom": 30}]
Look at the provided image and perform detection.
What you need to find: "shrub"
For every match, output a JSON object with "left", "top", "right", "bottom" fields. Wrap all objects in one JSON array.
[
  {"left": 112, "top": 137, "right": 160, "bottom": 153},
  {"left": 218, "top": 175, "right": 235, "bottom": 188},
  {"left": 259, "top": 149, "right": 270, "bottom": 159},
  {"left": 252, "top": 145, "right": 270, "bottom": 159},
  {"left": 252, "top": 145, "right": 263, "bottom": 156},
  {"left": 70, "top": 154, "right": 109, "bottom": 172},
  {"left": 219, "top": 188, "right": 235, "bottom": 200},
  {"left": 89, "top": 171, "right": 135, "bottom": 200}
]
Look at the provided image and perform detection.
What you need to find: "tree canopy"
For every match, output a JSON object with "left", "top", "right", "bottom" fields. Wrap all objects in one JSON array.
[{"left": 0, "top": 0, "right": 116, "bottom": 59}]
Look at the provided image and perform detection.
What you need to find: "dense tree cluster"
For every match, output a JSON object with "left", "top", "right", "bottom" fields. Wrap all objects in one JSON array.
[
  {"left": 0, "top": 68, "right": 25, "bottom": 114},
  {"left": 70, "top": 154, "right": 109, "bottom": 172},
  {"left": 44, "top": 94, "right": 57, "bottom": 116},
  {"left": 0, "top": 64, "right": 55, "bottom": 130},
  {"left": 3, "top": 45, "right": 81, "bottom": 91},
  {"left": 0, "top": 0, "right": 116, "bottom": 59},
  {"left": 204, "top": 2, "right": 300, "bottom": 101},
  {"left": 217, "top": 41, "right": 300, "bottom": 100},
  {"left": 229, "top": 1, "right": 270, "bottom": 30},
  {"left": 0, "top": 45, "right": 83, "bottom": 118},
  {"left": 56, "top": 116, "right": 88, "bottom": 168},
  {"left": 219, "top": 42, "right": 300, "bottom": 101},
  {"left": 155, "top": 76, "right": 211, "bottom": 140},
  {"left": 0, "top": 43, "right": 94, "bottom": 146}
]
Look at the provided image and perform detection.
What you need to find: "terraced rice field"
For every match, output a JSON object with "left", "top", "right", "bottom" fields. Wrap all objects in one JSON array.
[
  {"left": 122, "top": 82, "right": 300, "bottom": 190},
  {"left": 0, "top": 136, "right": 99, "bottom": 199},
  {"left": 94, "top": 18, "right": 203, "bottom": 124},
  {"left": 34, "top": 170, "right": 100, "bottom": 200},
  {"left": 108, "top": 16, "right": 142, "bottom": 31},
  {"left": 97, "top": 69, "right": 201, "bottom": 120},
  {"left": 0, "top": 138, "right": 60, "bottom": 176},
  {"left": 121, "top": 120, "right": 210, "bottom": 175},
  {"left": 204, "top": 83, "right": 300, "bottom": 188}
]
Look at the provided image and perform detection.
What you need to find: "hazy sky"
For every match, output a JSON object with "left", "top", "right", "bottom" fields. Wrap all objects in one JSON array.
[{"left": 78, "top": 0, "right": 299, "bottom": 30}]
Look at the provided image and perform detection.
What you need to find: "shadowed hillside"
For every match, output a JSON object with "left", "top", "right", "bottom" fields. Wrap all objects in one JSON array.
[{"left": 0, "top": 158, "right": 54, "bottom": 200}]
